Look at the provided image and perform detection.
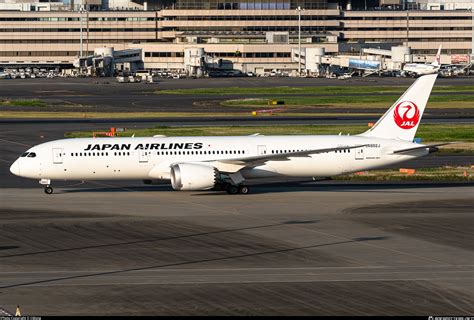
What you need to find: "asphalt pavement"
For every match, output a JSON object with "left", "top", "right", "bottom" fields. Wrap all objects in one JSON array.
[{"left": 0, "top": 185, "right": 472, "bottom": 315}]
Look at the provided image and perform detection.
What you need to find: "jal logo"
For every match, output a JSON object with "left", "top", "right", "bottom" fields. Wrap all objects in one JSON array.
[{"left": 394, "top": 101, "right": 420, "bottom": 129}]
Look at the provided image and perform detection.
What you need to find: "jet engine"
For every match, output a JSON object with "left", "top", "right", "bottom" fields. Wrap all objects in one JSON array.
[{"left": 170, "top": 163, "right": 219, "bottom": 191}]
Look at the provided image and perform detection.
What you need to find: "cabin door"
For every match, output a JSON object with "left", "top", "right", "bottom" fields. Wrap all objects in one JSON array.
[
  {"left": 138, "top": 150, "right": 149, "bottom": 163},
  {"left": 257, "top": 145, "right": 267, "bottom": 156},
  {"left": 52, "top": 148, "right": 63, "bottom": 164},
  {"left": 355, "top": 147, "right": 364, "bottom": 160}
]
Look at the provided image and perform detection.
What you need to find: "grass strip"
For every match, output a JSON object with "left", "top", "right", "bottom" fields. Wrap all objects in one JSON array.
[
  {"left": 335, "top": 166, "right": 473, "bottom": 182},
  {"left": 0, "top": 99, "right": 48, "bottom": 107},
  {"left": 155, "top": 85, "right": 474, "bottom": 96},
  {"left": 222, "top": 95, "right": 474, "bottom": 108}
]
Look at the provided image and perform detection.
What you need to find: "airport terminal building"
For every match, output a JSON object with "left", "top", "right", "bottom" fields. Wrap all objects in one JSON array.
[{"left": 0, "top": 0, "right": 472, "bottom": 73}]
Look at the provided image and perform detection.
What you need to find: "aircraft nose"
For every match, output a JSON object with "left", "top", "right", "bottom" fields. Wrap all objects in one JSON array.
[{"left": 9, "top": 160, "right": 20, "bottom": 176}]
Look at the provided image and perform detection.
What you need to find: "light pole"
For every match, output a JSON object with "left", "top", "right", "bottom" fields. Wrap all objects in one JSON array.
[
  {"left": 79, "top": 5, "right": 87, "bottom": 58},
  {"left": 296, "top": 6, "right": 304, "bottom": 77},
  {"left": 471, "top": 6, "right": 474, "bottom": 60}
]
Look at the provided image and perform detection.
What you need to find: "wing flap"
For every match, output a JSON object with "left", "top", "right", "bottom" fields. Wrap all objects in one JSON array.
[{"left": 214, "top": 144, "right": 367, "bottom": 171}]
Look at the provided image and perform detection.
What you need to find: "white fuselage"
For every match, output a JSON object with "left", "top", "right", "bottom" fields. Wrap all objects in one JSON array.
[{"left": 11, "top": 135, "right": 426, "bottom": 182}]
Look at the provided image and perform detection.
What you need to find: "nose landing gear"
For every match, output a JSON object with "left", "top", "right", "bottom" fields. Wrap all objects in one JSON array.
[
  {"left": 44, "top": 186, "right": 53, "bottom": 194},
  {"left": 39, "top": 179, "right": 53, "bottom": 195}
]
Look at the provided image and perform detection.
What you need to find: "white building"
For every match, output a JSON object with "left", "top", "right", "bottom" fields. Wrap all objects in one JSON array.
[{"left": 416, "top": 0, "right": 473, "bottom": 10}]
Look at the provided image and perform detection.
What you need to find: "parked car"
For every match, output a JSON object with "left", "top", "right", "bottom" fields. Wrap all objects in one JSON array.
[{"left": 116, "top": 75, "right": 128, "bottom": 83}]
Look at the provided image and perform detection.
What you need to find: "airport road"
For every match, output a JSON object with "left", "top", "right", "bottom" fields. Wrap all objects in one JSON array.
[{"left": 0, "top": 184, "right": 473, "bottom": 315}]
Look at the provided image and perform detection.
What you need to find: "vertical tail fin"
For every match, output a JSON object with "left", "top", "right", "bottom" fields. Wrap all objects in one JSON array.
[
  {"left": 432, "top": 44, "right": 442, "bottom": 66},
  {"left": 360, "top": 74, "right": 438, "bottom": 141}
]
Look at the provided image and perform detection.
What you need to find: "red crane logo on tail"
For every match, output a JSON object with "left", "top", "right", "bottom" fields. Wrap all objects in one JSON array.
[{"left": 394, "top": 101, "right": 420, "bottom": 129}]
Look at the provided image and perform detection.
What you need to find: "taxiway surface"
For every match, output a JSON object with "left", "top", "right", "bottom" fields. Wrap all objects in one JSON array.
[{"left": 0, "top": 184, "right": 473, "bottom": 315}]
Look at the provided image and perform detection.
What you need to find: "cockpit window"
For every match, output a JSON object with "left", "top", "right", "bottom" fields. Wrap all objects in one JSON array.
[
  {"left": 21, "top": 152, "right": 29, "bottom": 157},
  {"left": 27, "top": 152, "right": 36, "bottom": 158}
]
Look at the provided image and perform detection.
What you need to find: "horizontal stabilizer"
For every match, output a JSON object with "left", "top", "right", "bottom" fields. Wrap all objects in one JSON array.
[{"left": 392, "top": 142, "right": 455, "bottom": 154}]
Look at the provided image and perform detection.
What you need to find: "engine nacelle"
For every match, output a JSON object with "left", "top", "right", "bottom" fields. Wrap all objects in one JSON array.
[{"left": 170, "top": 163, "right": 218, "bottom": 191}]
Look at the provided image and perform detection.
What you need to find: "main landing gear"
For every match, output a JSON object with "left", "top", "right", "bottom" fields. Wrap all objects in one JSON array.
[
  {"left": 222, "top": 172, "right": 248, "bottom": 195},
  {"left": 225, "top": 184, "right": 250, "bottom": 195}
]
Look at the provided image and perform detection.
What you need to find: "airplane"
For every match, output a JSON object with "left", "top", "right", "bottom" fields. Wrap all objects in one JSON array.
[
  {"left": 402, "top": 45, "right": 442, "bottom": 77},
  {"left": 10, "top": 74, "right": 449, "bottom": 195}
]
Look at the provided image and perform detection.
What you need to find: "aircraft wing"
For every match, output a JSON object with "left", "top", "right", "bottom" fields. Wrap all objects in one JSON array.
[
  {"left": 391, "top": 142, "right": 455, "bottom": 154},
  {"left": 211, "top": 144, "right": 367, "bottom": 171}
]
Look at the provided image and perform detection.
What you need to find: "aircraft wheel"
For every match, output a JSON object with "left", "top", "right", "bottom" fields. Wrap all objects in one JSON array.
[
  {"left": 238, "top": 185, "right": 250, "bottom": 194},
  {"left": 44, "top": 186, "right": 53, "bottom": 195},
  {"left": 226, "top": 185, "right": 239, "bottom": 195}
]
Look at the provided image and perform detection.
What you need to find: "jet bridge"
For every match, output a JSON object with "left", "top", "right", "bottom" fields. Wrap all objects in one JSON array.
[{"left": 73, "top": 47, "right": 142, "bottom": 77}]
